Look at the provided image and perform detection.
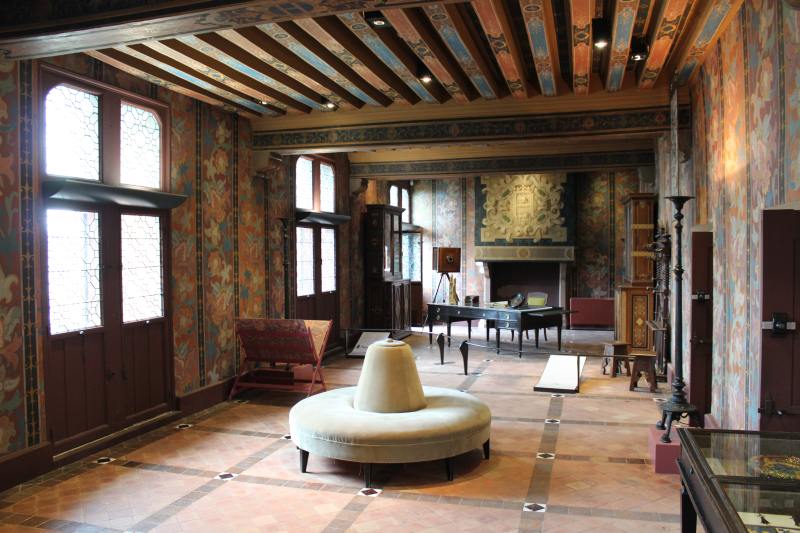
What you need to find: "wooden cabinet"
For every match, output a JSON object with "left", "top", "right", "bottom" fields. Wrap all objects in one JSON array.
[
  {"left": 615, "top": 285, "right": 654, "bottom": 351},
  {"left": 615, "top": 193, "right": 656, "bottom": 350},
  {"left": 622, "top": 193, "right": 656, "bottom": 286},
  {"left": 364, "top": 205, "right": 410, "bottom": 331}
]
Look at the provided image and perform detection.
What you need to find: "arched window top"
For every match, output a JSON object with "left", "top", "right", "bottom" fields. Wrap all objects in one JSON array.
[
  {"left": 120, "top": 102, "right": 162, "bottom": 189},
  {"left": 45, "top": 84, "right": 100, "bottom": 181}
]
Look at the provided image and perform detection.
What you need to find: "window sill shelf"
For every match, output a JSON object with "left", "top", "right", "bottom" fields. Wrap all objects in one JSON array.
[{"left": 43, "top": 178, "right": 188, "bottom": 209}]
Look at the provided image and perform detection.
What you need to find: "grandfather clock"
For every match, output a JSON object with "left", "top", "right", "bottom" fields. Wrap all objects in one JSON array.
[{"left": 614, "top": 193, "right": 656, "bottom": 351}]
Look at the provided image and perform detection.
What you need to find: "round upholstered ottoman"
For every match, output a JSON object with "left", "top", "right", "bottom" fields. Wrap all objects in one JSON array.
[{"left": 289, "top": 340, "right": 491, "bottom": 486}]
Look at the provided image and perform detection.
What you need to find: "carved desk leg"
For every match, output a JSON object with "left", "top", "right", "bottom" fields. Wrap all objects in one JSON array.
[
  {"left": 459, "top": 340, "right": 469, "bottom": 375},
  {"left": 436, "top": 333, "right": 445, "bottom": 365}
]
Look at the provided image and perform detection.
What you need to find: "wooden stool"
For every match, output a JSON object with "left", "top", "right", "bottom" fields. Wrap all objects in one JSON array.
[
  {"left": 629, "top": 352, "right": 657, "bottom": 392},
  {"left": 602, "top": 341, "right": 630, "bottom": 377}
]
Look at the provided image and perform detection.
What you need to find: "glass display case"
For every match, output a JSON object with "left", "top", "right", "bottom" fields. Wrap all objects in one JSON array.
[{"left": 677, "top": 428, "right": 800, "bottom": 533}]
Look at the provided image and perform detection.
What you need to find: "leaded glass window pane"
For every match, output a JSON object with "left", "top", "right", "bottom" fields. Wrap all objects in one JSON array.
[
  {"left": 321, "top": 227, "right": 336, "bottom": 292},
  {"left": 46, "top": 209, "right": 102, "bottom": 334},
  {"left": 296, "top": 226, "right": 315, "bottom": 296},
  {"left": 389, "top": 185, "right": 398, "bottom": 207},
  {"left": 121, "top": 214, "right": 164, "bottom": 323},
  {"left": 401, "top": 188, "right": 410, "bottom": 223},
  {"left": 296, "top": 157, "right": 313, "bottom": 209},
  {"left": 320, "top": 163, "right": 335, "bottom": 213},
  {"left": 402, "top": 232, "right": 421, "bottom": 282},
  {"left": 120, "top": 103, "right": 161, "bottom": 189},
  {"left": 45, "top": 85, "right": 100, "bottom": 181}
]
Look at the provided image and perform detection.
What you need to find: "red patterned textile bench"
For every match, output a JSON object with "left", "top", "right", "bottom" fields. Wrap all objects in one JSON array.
[
  {"left": 229, "top": 319, "right": 331, "bottom": 399},
  {"left": 569, "top": 298, "right": 614, "bottom": 329}
]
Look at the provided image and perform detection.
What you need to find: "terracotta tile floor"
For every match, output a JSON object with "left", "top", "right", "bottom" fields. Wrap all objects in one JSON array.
[{"left": 0, "top": 327, "right": 685, "bottom": 532}]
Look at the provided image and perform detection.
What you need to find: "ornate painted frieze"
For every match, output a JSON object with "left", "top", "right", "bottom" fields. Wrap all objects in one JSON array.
[{"left": 254, "top": 106, "right": 689, "bottom": 151}]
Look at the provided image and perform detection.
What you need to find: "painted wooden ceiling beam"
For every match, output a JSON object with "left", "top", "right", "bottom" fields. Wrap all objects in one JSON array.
[
  {"left": 256, "top": 22, "right": 382, "bottom": 107},
  {"left": 0, "top": 0, "right": 463, "bottom": 60},
  {"left": 381, "top": 8, "right": 476, "bottom": 102},
  {"left": 605, "top": 0, "right": 640, "bottom": 92},
  {"left": 671, "top": 0, "right": 743, "bottom": 86},
  {"left": 134, "top": 41, "right": 300, "bottom": 113},
  {"left": 633, "top": 0, "right": 656, "bottom": 36},
  {"left": 638, "top": 0, "right": 690, "bottom": 89},
  {"left": 297, "top": 17, "right": 416, "bottom": 105},
  {"left": 166, "top": 35, "right": 326, "bottom": 112},
  {"left": 567, "top": 0, "right": 593, "bottom": 95},
  {"left": 232, "top": 26, "right": 364, "bottom": 109},
  {"left": 216, "top": 28, "right": 349, "bottom": 110},
  {"left": 114, "top": 44, "right": 275, "bottom": 116},
  {"left": 471, "top": 0, "right": 529, "bottom": 99},
  {"left": 86, "top": 48, "right": 262, "bottom": 118},
  {"left": 423, "top": 3, "right": 502, "bottom": 100},
  {"left": 276, "top": 21, "right": 393, "bottom": 107},
  {"left": 337, "top": 12, "right": 445, "bottom": 104},
  {"left": 519, "top": 0, "right": 561, "bottom": 96}
]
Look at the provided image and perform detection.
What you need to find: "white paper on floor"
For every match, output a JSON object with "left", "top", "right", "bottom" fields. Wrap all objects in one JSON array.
[
  {"left": 348, "top": 331, "right": 391, "bottom": 356},
  {"left": 534, "top": 355, "right": 587, "bottom": 393}
]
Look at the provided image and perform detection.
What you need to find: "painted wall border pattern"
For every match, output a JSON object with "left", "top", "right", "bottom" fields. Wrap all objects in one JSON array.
[
  {"left": 194, "top": 101, "right": 206, "bottom": 387},
  {"left": 350, "top": 151, "right": 656, "bottom": 178},
  {"left": 253, "top": 107, "right": 690, "bottom": 151},
  {"left": 19, "top": 59, "right": 39, "bottom": 446}
]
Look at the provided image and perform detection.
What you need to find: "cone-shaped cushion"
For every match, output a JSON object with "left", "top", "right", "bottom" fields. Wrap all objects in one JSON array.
[{"left": 354, "top": 339, "right": 426, "bottom": 413}]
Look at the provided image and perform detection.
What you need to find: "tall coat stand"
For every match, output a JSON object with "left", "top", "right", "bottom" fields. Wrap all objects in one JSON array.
[{"left": 656, "top": 196, "right": 701, "bottom": 442}]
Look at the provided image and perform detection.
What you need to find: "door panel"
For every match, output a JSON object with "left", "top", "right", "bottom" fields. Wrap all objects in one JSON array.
[
  {"left": 760, "top": 210, "right": 800, "bottom": 431},
  {"left": 689, "top": 230, "right": 713, "bottom": 420},
  {"left": 122, "top": 319, "right": 169, "bottom": 424}
]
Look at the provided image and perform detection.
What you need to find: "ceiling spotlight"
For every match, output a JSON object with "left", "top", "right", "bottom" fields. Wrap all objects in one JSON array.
[
  {"left": 323, "top": 99, "right": 337, "bottom": 110},
  {"left": 364, "top": 11, "right": 390, "bottom": 28},
  {"left": 630, "top": 36, "right": 649, "bottom": 62},
  {"left": 420, "top": 73, "right": 433, "bottom": 84},
  {"left": 592, "top": 18, "right": 610, "bottom": 50}
]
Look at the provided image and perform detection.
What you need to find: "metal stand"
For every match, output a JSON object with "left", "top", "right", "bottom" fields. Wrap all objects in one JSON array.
[
  {"left": 431, "top": 272, "right": 451, "bottom": 304},
  {"left": 656, "top": 196, "right": 701, "bottom": 442}
]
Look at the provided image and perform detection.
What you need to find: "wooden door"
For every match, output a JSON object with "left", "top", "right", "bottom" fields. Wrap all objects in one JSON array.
[
  {"left": 688, "top": 230, "right": 713, "bottom": 421},
  {"left": 759, "top": 209, "right": 800, "bottom": 431},
  {"left": 44, "top": 205, "right": 172, "bottom": 453}
]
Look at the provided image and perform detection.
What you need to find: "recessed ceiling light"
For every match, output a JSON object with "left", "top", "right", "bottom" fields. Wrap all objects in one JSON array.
[
  {"left": 364, "top": 11, "right": 390, "bottom": 28},
  {"left": 592, "top": 18, "right": 610, "bottom": 50},
  {"left": 324, "top": 100, "right": 337, "bottom": 110},
  {"left": 630, "top": 37, "right": 649, "bottom": 62},
  {"left": 420, "top": 73, "right": 433, "bottom": 84}
]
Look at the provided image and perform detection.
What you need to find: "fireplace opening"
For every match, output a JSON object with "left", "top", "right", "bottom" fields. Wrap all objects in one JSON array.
[{"left": 487, "top": 262, "right": 561, "bottom": 305}]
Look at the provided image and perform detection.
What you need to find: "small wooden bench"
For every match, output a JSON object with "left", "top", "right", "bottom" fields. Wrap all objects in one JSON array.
[
  {"left": 629, "top": 352, "right": 658, "bottom": 392},
  {"left": 602, "top": 341, "right": 630, "bottom": 377}
]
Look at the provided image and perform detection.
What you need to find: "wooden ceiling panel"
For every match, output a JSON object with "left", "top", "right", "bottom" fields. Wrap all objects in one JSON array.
[
  {"left": 296, "top": 17, "right": 414, "bottom": 104},
  {"left": 112, "top": 45, "right": 274, "bottom": 116},
  {"left": 423, "top": 3, "right": 501, "bottom": 99},
  {"left": 633, "top": 0, "right": 657, "bottom": 36},
  {"left": 519, "top": 0, "right": 561, "bottom": 96},
  {"left": 381, "top": 7, "right": 476, "bottom": 102},
  {"left": 638, "top": 0, "right": 691, "bottom": 89},
  {"left": 470, "top": 0, "right": 529, "bottom": 98},
  {"left": 256, "top": 22, "right": 380, "bottom": 107},
  {"left": 86, "top": 48, "right": 262, "bottom": 118},
  {"left": 567, "top": 0, "right": 593, "bottom": 95},
  {"left": 605, "top": 0, "right": 640, "bottom": 91},
  {"left": 337, "top": 12, "right": 441, "bottom": 104},
  {"left": 215, "top": 28, "right": 351, "bottom": 110}
]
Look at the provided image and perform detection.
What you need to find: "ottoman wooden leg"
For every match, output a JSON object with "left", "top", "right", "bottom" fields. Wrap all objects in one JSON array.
[
  {"left": 298, "top": 448, "right": 309, "bottom": 473},
  {"left": 483, "top": 439, "right": 490, "bottom": 460},
  {"left": 445, "top": 457, "right": 454, "bottom": 481},
  {"left": 363, "top": 463, "right": 372, "bottom": 488},
  {"left": 629, "top": 361, "right": 640, "bottom": 391}
]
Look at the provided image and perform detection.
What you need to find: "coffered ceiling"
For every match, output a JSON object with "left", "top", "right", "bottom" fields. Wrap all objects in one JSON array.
[{"left": 0, "top": 0, "right": 742, "bottom": 121}]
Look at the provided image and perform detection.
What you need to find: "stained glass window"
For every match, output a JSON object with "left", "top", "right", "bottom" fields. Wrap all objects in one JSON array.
[
  {"left": 389, "top": 185, "right": 398, "bottom": 207},
  {"left": 121, "top": 214, "right": 164, "bottom": 323},
  {"left": 120, "top": 103, "right": 161, "bottom": 189},
  {"left": 296, "top": 226, "right": 315, "bottom": 296},
  {"left": 45, "top": 85, "right": 100, "bottom": 181},
  {"left": 320, "top": 163, "right": 335, "bottom": 213},
  {"left": 321, "top": 228, "right": 336, "bottom": 292},
  {"left": 402, "top": 188, "right": 410, "bottom": 223},
  {"left": 296, "top": 157, "right": 313, "bottom": 209},
  {"left": 46, "top": 209, "right": 102, "bottom": 334}
]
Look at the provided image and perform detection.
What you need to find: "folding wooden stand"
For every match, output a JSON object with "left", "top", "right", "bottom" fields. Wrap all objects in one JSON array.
[{"left": 229, "top": 318, "right": 331, "bottom": 399}]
